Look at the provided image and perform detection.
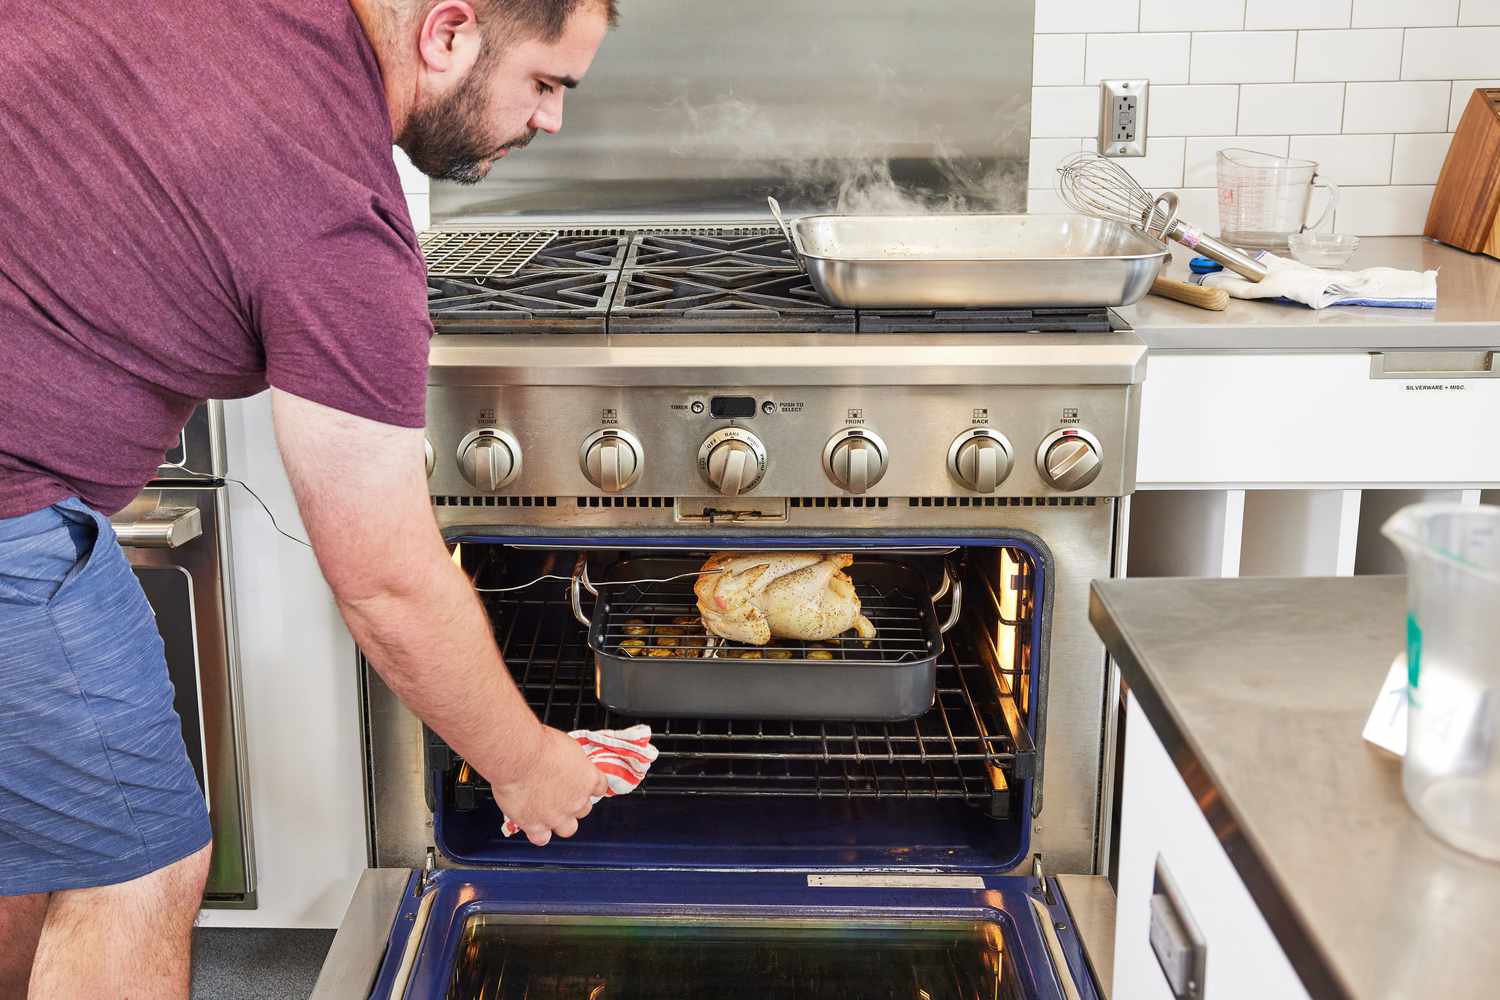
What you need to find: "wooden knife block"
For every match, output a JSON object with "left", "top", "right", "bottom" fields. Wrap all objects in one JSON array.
[{"left": 1426, "top": 88, "right": 1500, "bottom": 259}]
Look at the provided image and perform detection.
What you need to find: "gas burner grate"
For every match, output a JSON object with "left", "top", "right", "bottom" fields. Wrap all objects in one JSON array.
[
  {"left": 609, "top": 269, "right": 855, "bottom": 333},
  {"left": 858, "top": 307, "right": 1117, "bottom": 334},
  {"left": 524, "top": 234, "right": 631, "bottom": 271},
  {"left": 624, "top": 229, "right": 799, "bottom": 271},
  {"left": 427, "top": 272, "right": 614, "bottom": 334},
  {"left": 420, "top": 230, "right": 557, "bottom": 278}
]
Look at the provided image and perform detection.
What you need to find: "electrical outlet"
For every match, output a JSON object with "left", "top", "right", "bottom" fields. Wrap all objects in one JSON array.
[{"left": 1099, "top": 79, "right": 1149, "bottom": 157}]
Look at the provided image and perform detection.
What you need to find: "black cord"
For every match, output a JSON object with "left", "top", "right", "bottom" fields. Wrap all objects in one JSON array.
[{"left": 176, "top": 466, "right": 312, "bottom": 548}]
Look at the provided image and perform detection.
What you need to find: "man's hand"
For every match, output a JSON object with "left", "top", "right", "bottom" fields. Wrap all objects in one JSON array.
[
  {"left": 270, "top": 388, "right": 600, "bottom": 845},
  {"left": 493, "top": 727, "right": 610, "bottom": 846}
]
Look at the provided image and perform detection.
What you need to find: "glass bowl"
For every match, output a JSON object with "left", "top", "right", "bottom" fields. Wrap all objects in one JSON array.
[{"left": 1288, "top": 232, "right": 1360, "bottom": 268}]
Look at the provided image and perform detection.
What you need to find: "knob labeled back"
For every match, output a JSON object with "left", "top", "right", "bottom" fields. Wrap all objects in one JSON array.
[{"left": 947, "top": 428, "right": 1014, "bottom": 493}]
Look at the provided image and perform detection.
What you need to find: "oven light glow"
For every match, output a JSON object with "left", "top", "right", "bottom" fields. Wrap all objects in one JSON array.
[{"left": 995, "top": 548, "right": 1021, "bottom": 676}]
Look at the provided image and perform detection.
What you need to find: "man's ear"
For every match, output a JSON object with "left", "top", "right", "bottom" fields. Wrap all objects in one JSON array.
[{"left": 416, "top": 1, "right": 483, "bottom": 82}]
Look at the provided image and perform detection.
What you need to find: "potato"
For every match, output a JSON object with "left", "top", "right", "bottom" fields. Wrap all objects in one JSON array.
[{"left": 620, "top": 639, "right": 646, "bottom": 656}]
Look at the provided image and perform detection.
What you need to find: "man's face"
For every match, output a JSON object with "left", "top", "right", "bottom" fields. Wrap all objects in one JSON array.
[{"left": 399, "top": 4, "right": 609, "bottom": 184}]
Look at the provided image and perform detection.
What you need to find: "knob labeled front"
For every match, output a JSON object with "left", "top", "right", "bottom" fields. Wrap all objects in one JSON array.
[
  {"left": 579, "top": 429, "right": 643, "bottom": 493},
  {"left": 457, "top": 428, "right": 522, "bottom": 492},
  {"left": 1038, "top": 429, "right": 1103, "bottom": 491},
  {"left": 947, "top": 428, "right": 1014, "bottom": 493},
  {"left": 823, "top": 429, "right": 889, "bottom": 494},
  {"left": 698, "top": 428, "right": 767, "bottom": 497},
  {"left": 423, "top": 438, "right": 435, "bottom": 479}
]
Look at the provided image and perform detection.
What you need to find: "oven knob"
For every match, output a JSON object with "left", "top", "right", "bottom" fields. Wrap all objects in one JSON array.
[
  {"left": 698, "top": 428, "right": 767, "bottom": 497},
  {"left": 456, "top": 428, "right": 522, "bottom": 491},
  {"left": 1037, "top": 428, "right": 1103, "bottom": 491},
  {"left": 579, "top": 429, "right": 644, "bottom": 493},
  {"left": 822, "top": 429, "right": 888, "bottom": 495},
  {"left": 947, "top": 428, "right": 1014, "bottom": 493},
  {"left": 423, "top": 438, "right": 435, "bottom": 479}
]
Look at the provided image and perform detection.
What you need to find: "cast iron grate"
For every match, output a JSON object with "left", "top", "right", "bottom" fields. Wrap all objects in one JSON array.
[
  {"left": 608, "top": 269, "right": 855, "bottom": 334},
  {"left": 426, "top": 272, "right": 614, "bottom": 334},
  {"left": 523, "top": 234, "right": 632, "bottom": 271},
  {"left": 624, "top": 229, "right": 800, "bottom": 271}
]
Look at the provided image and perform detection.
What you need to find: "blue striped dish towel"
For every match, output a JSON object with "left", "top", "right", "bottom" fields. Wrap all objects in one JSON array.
[{"left": 1195, "top": 251, "right": 1437, "bottom": 309}]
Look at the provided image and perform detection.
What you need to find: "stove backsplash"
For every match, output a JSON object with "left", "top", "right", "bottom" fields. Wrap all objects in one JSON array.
[{"left": 431, "top": 0, "right": 1034, "bottom": 225}]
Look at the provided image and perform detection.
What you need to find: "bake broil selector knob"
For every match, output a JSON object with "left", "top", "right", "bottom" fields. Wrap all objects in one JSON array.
[
  {"left": 698, "top": 428, "right": 768, "bottom": 497},
  {"left": 456, "top": 428, "right": 522, "bottom": 492},
  {"left": 579, "top": 428, "right": 644, "bottom": 493},
  {"left": 822, "top": 429, "right": 889, "bottom": 495},
  {"left": 947, "top": 428, "right": 1014, "bottom": 493},
  {"left": 1037, "top": 428, "right": 1103, "bottom": 491}
]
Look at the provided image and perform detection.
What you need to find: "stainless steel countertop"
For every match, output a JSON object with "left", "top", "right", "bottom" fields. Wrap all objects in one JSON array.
[
  {"left": 1090, "top": 576, "right": 1500, "bottom": 1000},
  {"left": 1119, "top": 237, "right": 1500, "bottom": 351}
]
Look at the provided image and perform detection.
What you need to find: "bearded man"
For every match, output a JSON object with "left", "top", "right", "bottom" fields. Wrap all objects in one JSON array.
[{"left": 0, "top": 1, "right": 617, "bottom": 994}]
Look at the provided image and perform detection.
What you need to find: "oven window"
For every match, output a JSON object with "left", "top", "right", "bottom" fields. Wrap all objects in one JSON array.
[{"left": 446, "top": 913, "right": 1024, "bottom": 1000}]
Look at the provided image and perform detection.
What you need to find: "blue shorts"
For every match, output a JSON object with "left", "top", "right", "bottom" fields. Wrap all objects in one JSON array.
[{"left": 0, "top": 497, "right": 211, "bottom": 895}]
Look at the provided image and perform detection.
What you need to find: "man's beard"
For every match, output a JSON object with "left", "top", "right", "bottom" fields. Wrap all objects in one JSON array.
[{"left": 398, "top": 69, "right": 538, "bottom": 184}]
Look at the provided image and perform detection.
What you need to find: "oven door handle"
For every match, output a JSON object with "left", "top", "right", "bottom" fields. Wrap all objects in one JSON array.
[
  {"left": 111, "top": 506, "right": 203, "bottom": 549},
  {"left": 933, "top": 561, "right": 963, "bottom": 635}
]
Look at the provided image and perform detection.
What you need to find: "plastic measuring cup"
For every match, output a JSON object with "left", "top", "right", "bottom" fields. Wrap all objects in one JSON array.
[
  {"left": 1383, "top": 503, "right": 1500, "bottom": 861},
  {"left": 1216, "top": 148, "right": 1339, "bottom": 250}
]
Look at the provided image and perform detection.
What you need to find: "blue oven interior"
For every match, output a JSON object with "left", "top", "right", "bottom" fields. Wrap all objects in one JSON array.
[{"left": 425, "top": 534, "right": 1048, "bottom": 876}]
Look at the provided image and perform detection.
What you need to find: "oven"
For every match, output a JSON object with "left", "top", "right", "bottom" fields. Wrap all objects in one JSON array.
[
  {"left": 111, "top": 402, "right": 256, "bottom": 907},
  {"left": 313, "top": 219, "right": 1142, "bottom": 996}
]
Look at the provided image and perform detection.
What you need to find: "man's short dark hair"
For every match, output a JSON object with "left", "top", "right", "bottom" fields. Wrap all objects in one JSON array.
[{"left": 487, "top": 0, "right": 619, "bottom": 43}]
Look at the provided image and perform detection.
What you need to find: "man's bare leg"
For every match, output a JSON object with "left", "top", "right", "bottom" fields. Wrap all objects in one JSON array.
[
  {"left": 27, "top": 843, "right": 210, "bottom": 1000},
  {"left": 0, "top": 892, "right": 48, "bottom": 998}
]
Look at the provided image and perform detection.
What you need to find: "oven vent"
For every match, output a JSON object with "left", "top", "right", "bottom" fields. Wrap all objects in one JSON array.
[
  {"left": 907, "top": 496, "right": 1099, "bottom": 508},
  {"left": 575, "top": 496, "right": 676, "bottom": 509},
  {"left": 433, "top": 495, "right": 559, "bottom": 508},
  {"left": 789, "top": 497, "right": 890, "bottom": 509}
]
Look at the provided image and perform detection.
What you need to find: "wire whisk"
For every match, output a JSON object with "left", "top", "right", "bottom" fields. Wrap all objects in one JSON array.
[{"left": 1056, "top": 152, "right": 1268, "bottom": 282}]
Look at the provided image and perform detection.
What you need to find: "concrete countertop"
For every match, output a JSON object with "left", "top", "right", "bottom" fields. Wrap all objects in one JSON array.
[
  {"left": 1090, "top": 575, "right": 1500, "bottom": 1000},
  {"left": 1119, "top": 237, "right": 1500, "bottom": 351}
]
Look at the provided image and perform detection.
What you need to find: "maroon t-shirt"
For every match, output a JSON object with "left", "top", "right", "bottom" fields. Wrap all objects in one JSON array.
[{"left": 0, "top": 0, "right": 433, "bottom": 517}]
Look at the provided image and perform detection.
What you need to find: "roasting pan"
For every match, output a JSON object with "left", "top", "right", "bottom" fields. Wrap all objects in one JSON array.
[
  {"left": 781, "top": 212, "right": 1168, "bottom": 309},
  {"left": 570, "top": 556, "right": 961, "bottom": 721}
]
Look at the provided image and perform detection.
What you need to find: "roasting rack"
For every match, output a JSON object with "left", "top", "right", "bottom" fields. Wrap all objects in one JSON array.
[{"left": 445, "top": 573, "right": 1034, "bottom": 815}]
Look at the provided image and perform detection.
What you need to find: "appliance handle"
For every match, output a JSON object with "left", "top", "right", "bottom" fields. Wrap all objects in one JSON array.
[
  {"left": 933, "top": 561, "right": 964, "bottom": 635},
  {"left": 569, "top": 555, "right": 599, "bottom": 628},
  {"left": 1029, "top": 895, "right": 1085, "bottom": 1000},
  {"left": 112, "top": 506, "right": 203, "bottom": 549}
]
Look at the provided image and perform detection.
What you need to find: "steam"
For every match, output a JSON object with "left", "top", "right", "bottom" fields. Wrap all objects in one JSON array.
[{"left": 660, "top": 94, "right": 1028, "bottom": 215}]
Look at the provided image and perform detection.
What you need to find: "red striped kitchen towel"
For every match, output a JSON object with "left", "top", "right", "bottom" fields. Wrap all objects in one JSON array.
[{"left": 501, "top": 724, "right": 658, "bottom": 838}]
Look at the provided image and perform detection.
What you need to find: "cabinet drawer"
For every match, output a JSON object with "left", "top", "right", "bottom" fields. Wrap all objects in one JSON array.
[
  {"left": 1138, "top": 353, "right": 1500, "bottom": 486},
  {"left": 1114, "top": 695, "right": 1310, "bottom": 1000}
]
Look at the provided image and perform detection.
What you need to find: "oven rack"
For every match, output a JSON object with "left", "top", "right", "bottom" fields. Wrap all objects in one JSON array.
[{"left": 438, "top": 584, "right": 1035, "bottom": 816}]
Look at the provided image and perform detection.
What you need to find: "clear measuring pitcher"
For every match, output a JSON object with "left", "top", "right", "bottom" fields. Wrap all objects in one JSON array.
[
  {"left": 1217, "top": 148, "right": 1339, "bottom": 250},
  {"left": 1383, "top": 503, "right": 1500, "bottom": 860}
]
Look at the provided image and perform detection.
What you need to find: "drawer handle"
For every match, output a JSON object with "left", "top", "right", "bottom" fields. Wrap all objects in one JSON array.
[
  {"left": 112, "top": 506, "right": 202, "bottom": 548},
  {"left": 1369, "top": 351, "right": 1497, "bottom": 379}
]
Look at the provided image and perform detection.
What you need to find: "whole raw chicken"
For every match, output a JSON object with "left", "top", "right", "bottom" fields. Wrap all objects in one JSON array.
[{"left": 694, "top": 552, "right": 877, "bottom": 646}]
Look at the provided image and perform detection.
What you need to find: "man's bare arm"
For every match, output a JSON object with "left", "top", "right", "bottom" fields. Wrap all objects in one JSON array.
[{"left": 269, "top": 388, "right": 605, "bottom": 845}]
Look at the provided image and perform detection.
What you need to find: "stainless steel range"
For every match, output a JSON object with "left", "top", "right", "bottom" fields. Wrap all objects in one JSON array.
[{"left": 328, "top": 222, "right": 1141, "bottom": 1000}]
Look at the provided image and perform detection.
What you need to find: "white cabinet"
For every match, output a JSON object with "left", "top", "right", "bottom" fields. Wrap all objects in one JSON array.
[
  {"left": 1128, "top": 351, "right": 1499, "bottom": 582},
  {"left": 1114, "top": 695, "right": 1311, "bottom": 1000}
]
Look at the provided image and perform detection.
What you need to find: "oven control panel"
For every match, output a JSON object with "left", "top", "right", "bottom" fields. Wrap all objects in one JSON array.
[{"left": 424, "top": 385, "right": 1138, "bottom": 500}]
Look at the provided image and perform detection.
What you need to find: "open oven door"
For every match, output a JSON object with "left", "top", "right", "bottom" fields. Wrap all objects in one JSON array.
[{"left": 312, "top": 867, "right": 1097, "bottom": 1000}]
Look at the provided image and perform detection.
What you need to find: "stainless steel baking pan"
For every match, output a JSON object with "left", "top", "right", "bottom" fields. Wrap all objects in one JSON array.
[
  {"left": 570, "top": 556, "right": 961, "bottom": 722},
  {"left": 785, "top": 213, "right": 1168, "bottom": 308}
]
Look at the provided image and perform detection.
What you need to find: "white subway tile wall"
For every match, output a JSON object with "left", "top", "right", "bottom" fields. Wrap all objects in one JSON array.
[{"left": 1028, "top": 7, "right": 1500, "bottom": 234}]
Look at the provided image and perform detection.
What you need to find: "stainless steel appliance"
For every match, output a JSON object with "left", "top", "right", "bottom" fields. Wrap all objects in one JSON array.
[
  {"left": 111, "top": 401, "right": 256, "bottom": 908},
  {"left": 315, "top": 221, "right": 1141, "bottom": 998}
]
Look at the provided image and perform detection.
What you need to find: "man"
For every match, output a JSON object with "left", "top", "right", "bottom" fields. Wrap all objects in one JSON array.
[{"left": 0, "top": 0, "right": 617, "bottom": 994}]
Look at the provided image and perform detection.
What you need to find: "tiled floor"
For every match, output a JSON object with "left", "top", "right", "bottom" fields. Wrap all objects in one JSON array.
[{"left": 191, "top": 928, "right": 334, "bottom": 1000}]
